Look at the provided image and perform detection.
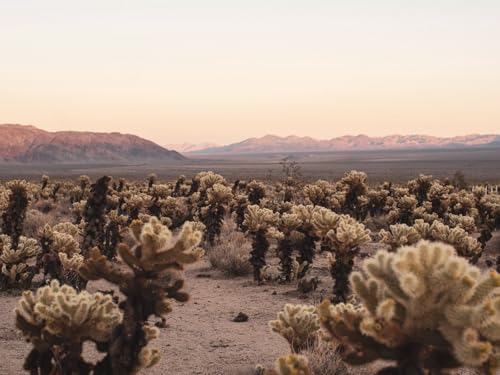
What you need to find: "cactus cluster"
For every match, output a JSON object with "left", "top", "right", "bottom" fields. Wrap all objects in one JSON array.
[{"left": 318, "top": 241, "right": 500, "bottom": 374}]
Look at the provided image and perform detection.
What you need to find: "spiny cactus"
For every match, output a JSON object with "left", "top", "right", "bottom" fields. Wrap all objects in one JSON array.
[
  {"left": 430, "top": 220, "right": 482, "bottom": 261},
  {"left": 408, "top": 174, "right": 433, "bottom": 204},
  {"left": 321, "top": 216, "right": 371, "bottom": 302},
  {"left": 2, "top": 180, "right": 30, "bottom": 249},
  {"left": 264, "top": 354, "right": 312, "bottom": 375},
  {"left": 338, "top": 170, "right": 368, "bottom": 220},
  {"left": 303, "top": 180, "right": 333, "bottom": 207},
  {"left": 81, "top": 176, "right": 111, "bottom": 256},
  {"left": 269, "top": 304, "right": 320, "bottom": 353},
  {"left": 275, "top": 213, "right": 302, "bottom": 282},
  {"left": 291, "top": 205, "right": 320, "bottom": 279},
  {"left": 318, "top": 240, "right": 500, "bottom": 374},
  {"left": 147, "top": 173, "right": 157, "bottom": 190},
  {"left": 244, "top": 205, "right": 279, "bottom": 282},
  {"left": 0, "top": 235, "right": 39, "bottom": 289},
  {"left": 247, "top": 180, "right": 266, "bottom": 205},
  {"left": 201, "top": 183, "right": 233, "bottom": 245},
  {"left": 38, "top": 222, "right": 86, "bottom": 288},
  {"left": 379, "top": 223, "right": 421, "bottom": 251},
  {"left": 78, "top": 216, "right": 204, "bottom": 374},
  {"left": 16, "top": 279, "right": 123, "bottom": 374}
]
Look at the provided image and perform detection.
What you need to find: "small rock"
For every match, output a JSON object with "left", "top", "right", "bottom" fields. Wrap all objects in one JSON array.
[
  {"left": 196, "top": 273, "right": 212, "bottom": 278},
  {"left": 232, "top": 312, "right": 249, "bottom": 322}
]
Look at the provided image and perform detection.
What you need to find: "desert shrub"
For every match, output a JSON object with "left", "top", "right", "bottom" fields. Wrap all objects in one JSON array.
[
  {"left": 208, "top": 222, "right": 252, "bottom": 276},
  {"left": 301, "top": 341, "right": 348, "bottom": 375}
]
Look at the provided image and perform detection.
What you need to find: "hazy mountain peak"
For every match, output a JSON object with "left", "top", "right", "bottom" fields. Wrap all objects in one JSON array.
[{"left": 191, "top": 133, "right": 500, "bottom": 154}]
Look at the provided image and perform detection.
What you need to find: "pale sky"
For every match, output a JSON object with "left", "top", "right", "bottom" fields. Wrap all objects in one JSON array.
[{"left": 1, "top": 0, "right": 499, "bottom": 145}]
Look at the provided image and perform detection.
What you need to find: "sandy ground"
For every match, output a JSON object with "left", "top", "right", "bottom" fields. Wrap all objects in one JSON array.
[
  {"left": 1, "top": 232, "right": 498, "bottom": 375},
  {"left": 0, "top": 260, "right": 322, "bottom": 375}
]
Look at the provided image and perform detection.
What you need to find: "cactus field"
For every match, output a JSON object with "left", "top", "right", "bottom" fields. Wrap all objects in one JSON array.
[{"left": 0, "top": 171, "right": 499, "bottom": 374}]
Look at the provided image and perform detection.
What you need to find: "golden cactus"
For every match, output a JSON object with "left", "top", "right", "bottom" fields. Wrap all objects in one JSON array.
[
  {"left": 77, "top": 216, "right": 204, "bottom": 374},
  {"left": 0, "top": 235, "right": 39, "bottom": 288},
  {"left": 270, "top": 354, "right": 312, "bottom": 375},
  {"left": 318, "top": 240, "right": 500, "bottom": 374},
  {"left": 379, "top": 223, "right": 421, "bottom": 251},
  {"left": 269, "top": 304, "right": 320, "bottom": 352}
]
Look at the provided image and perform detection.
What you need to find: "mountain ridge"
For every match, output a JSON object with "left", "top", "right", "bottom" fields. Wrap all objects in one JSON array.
[
  {"left": 190, "top": 133, "right": 500, "bottom": 154},
  {"left": 0, "top": 124, "right": 186, "bottom": 163}
]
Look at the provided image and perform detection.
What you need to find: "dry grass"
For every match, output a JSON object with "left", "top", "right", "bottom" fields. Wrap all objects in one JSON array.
[
  {"left": 208, "top": 220, "right": 253, "bottom": 276},
  {"left": 302, "top": 341, "right": 349, "bottom": 375},
  {"left": 23, "top": 199, "right": 74, "bottom": 237}
]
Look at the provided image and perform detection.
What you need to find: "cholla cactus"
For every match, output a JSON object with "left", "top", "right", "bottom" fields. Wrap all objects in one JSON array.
[
  {"left": 430, "top": 221, "right": 482, "bottom": 261},
  {"left": 366, "top": 188, "right": 390, "bottom": 217},
  {"left": 387, "top": 194, "right": 418, "bottom": 225},
  {"left": 322, "top": 216, "right": 371, "bottom": 302},
  {"left": 16, "top": 280, "right": 122, "bottom": 374},
  {"left": 244, "top": 205, "right": 279, "bottom": 282},
  {"left": 0, "top": 235, "right": 39, "bottom": 289},
  {"left": 269, "top": 304, "right": 320, "bottom": 352},
  {"left": 303, "top": 180, "right": 333, "bottom": 207},
  {"left": 122, "top": 193, "right": 149, "bottom": 223},
  {"left": 379, "top": 223, "right": 421, "bottom": 251},
  {"left": 77, "top": 216, "right": 204, "bottom": 374},
  {"left": 201, "top": 183, "right": 233, "bottom": 245},
  {"left": 247, "top": 180, "right": 266, "bottom": 205},
  {"left": 318, "top": 240, "right": 500, "bottom": 374},
  {"left": 276, "top": 213, "right": 303, "bottom": 282},
  {"left": 449, "top": 191, "right": 479, "bottom": 218},
  {"left": 232, "top": 194, "right": 249, "bottom": 231},
  {"left": 291, "top": 205, "right": 320, "bottom": 278},
  {"left": 1, "top": 180, "right": 30, "bottom": 248},
  {"left": 40, "top": 174, "right": 50, "bottom": 190},
  {"left": 81, "top": 176, "right": 111, "bottom": 256},
  {"left": 446, "top": 213, "right": 477, "bottom": 233},
  {"left": 427, "top": 181, "right": 452, "bottom": 217},
  {"left": 147, "top": 173, "right": 157, "bottom": 190},
  {"left": 266, "top": 354, "right": 312, "bottom": 375},
  {"left": 37, "top": 222, "right": 86, "bottom": 288},
  {"left": 338, "top": 170, "right": 368, "bottom": 220},
  {"left": 408, "top": 174, "right": 433, "bottom": 204}
]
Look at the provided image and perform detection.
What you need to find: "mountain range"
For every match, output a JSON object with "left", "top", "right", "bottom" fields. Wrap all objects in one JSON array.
[
  {"left": 0, "top": 124, "right": 185, "bottom": 163},
  {"left": 190, "top": 134, "right": 500, "bottom": 154}
]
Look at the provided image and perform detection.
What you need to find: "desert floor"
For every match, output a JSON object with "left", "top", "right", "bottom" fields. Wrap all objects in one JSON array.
[{"left": 1, "top": 233, "right": 498, "bottom": 375}]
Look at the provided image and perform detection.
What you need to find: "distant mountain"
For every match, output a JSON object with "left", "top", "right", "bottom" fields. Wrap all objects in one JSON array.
[
  {"left": 164, "top": 142, "right": 220, "bottom": 153},
  {"left": 0, "top": 124, "right": 186, "bottom": 163},
  {"left": 193, "top": 134, "right": 500, "bottom": 154}
]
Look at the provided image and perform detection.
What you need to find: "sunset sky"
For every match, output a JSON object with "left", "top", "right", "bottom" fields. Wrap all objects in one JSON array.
[{"left": 1, "top": 0, "right": 499, "bottom": 145}]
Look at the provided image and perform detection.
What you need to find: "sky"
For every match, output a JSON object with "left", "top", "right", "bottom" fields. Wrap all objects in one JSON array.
[{"left": 1, "top": 0, "right": 499, "bottom": 145}]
